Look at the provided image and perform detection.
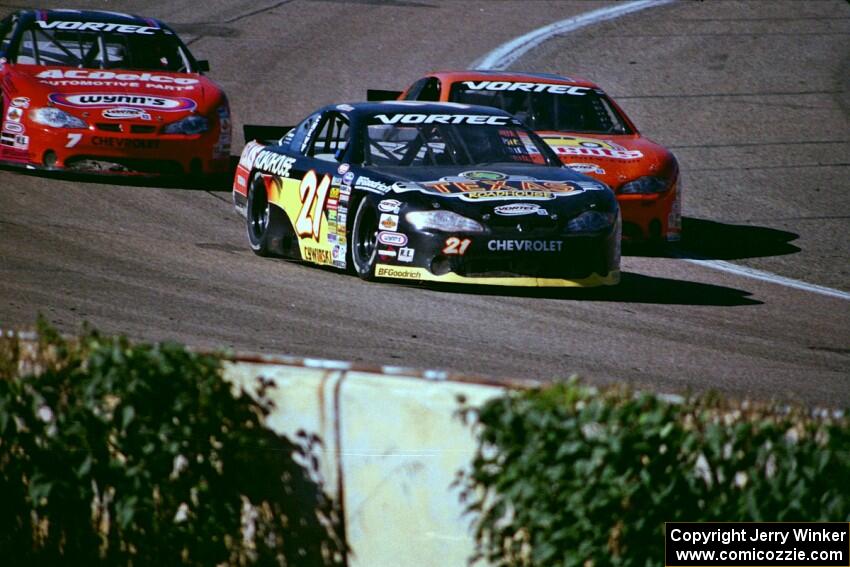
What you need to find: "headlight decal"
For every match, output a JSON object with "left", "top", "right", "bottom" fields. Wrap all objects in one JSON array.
[
  {"left": 29, "top": 107, "right": 87, "bottom": 129},
  {"left": 405, "top": 210, "right": 485, "bottom": 232}
]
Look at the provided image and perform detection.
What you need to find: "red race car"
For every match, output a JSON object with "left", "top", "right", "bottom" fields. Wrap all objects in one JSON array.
[
  {"left": 370, "top": 71, "right": 680, "bottom": 242},
  {"left": 0, "top": 9, "right": 230, "bottom": 175}
]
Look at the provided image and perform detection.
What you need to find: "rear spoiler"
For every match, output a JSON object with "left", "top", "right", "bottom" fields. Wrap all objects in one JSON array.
[
  {"left": 243, "top": 124, "right": 294, "bottom": 145},
  {"left": 367, "top": 89, "right": 403, "bottom": 102}
]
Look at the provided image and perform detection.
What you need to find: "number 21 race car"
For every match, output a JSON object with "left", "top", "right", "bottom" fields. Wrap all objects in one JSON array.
[
  {"left": 371, "top": 71, "right": 681, "bottom": 242},
  {"left": 0, "top": 9, "right": 230, "bottom": 175},
  {"left": 233, "top": 102, "right": 621, "bottom": 287}
]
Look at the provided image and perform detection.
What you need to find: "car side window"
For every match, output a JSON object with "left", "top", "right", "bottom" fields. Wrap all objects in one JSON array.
[
  {"left": 404, "top": 77, "right": 441, "bottom": 102},
  {"left": 306, "top": 112, "right": 350, "bottom": 162},
  {"left": 287, "top": 113, "right": 321, "bottom": 155},
  {"left": 416, "top": 77, "right": 441, "bottom": 102},
  {"left": 403, "top": 78, "right": 429, "bottom": 100},
  {"left": 0, "top": 16, "right": 15, "bottom": 57}
]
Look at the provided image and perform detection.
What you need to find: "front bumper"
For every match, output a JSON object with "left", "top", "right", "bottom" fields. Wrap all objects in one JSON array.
[
  {"left": 375, "top": 219, "right": 621, "bottom": 288},
  {"left": 375, "top": 264, "right": 620, "bottom": 287},
  {"left": 1, "top": 123, "right": 230, "bottom": 175}
]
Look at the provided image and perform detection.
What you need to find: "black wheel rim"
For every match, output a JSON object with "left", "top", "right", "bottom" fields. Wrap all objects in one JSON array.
[
  {"left": 249, "top": 180, "right": 269, "bottom": 241},
  {"left": 355, "top": 205, "right": 378, "bottom": 268}
]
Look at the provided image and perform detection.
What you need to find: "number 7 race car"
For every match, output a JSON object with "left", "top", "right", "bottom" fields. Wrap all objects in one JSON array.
[
  {"left": 0, "top": 9, "right": 230, "bottom": 175},
  {"left": 232, "top": 102, "right": 621, "bottom": 287},
  {"left": 370, "top": 71, "right": 681, "bottom": 242}
]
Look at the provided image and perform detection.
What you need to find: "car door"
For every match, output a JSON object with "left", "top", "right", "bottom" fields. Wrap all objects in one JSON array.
[{"left": 277, "top": 110, "right": 352, "bottom": 269}]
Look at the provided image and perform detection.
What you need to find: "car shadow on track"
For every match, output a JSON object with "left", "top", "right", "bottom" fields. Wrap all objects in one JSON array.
[
  {"left": 0, "top": 156, "right": 237, "bottom": 192},
  {"left": 625, "top": 216, "right": 800, "bottom": 261},
  {"left": 422, "top": 272, "right": 762, "bottom": 306}
]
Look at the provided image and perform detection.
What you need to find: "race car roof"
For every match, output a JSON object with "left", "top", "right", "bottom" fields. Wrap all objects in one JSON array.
[
  {"left": 427, "top": 70, "right": 600, "bottom": 90},
  {"left": 14, "top": 8, "right": 165, "bottom": 30},
  {"left": 325, "top": 101, "right": 516, "bottom": 119}
]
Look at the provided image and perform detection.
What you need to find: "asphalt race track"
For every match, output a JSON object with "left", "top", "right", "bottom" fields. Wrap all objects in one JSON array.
[{"left": 1, "top": 0, "right": 848, "bottom": 406}]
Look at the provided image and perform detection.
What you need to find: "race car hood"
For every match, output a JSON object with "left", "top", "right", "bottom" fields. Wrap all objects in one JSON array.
[
  {"left": 6, "top": 64, "right": 224, "bottom": 121},
  {"left": 361, "top": 162, "right": 618, "bottom": 214},
  {"left": 536, "top": 132, "right": 677, "bottom": 190}
]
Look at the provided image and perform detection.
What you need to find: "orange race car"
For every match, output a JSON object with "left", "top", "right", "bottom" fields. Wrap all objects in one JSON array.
[{"left": 370, "top": 71, "right": 680, "bottom": 242}]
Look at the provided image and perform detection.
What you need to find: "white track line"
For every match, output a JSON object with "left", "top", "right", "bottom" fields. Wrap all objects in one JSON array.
[
  {"left": 679, "top": 257, "right": 850, "bottom": 301},
  {"left": 474, "top": 0, "right": 850, "bottom": 301},
  {"left": 473, "top": 0, "right": 677, "bottom": 70}
]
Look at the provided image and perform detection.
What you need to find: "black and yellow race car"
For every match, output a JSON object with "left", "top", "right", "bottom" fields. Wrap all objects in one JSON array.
[{"left": 233, "top": 102, "right": 621, "bottom": 287}]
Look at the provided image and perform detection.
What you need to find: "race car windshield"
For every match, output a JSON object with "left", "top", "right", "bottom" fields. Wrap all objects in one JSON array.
[
  {"left": 449, "top": 84, "right": 631, "bottom": 134},
  {"left": 14, "top": 23, "right": 193, "bottom": 72},
  {"left": 364, "top": 119, "right": 561, "bottom": 167}
]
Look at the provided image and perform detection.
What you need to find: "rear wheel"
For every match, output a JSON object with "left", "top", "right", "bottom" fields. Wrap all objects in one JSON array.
[
  {"left": 246, "top": 173, "right": 295, "bottom": 257},
  {"left": 350, "top": 197, "right": 379, "bottom": 280}
]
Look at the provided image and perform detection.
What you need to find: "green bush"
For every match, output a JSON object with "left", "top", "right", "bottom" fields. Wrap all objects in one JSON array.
[
  {"left": 0, "top": 321, "right": 346, "bottom": 566},
  {"left": 458, "top": 379, "right": 850, "bottom": 567}
]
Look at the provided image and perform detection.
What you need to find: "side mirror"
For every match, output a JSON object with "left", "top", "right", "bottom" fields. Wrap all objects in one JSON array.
[{"left": 196, "top": 60, "right": 210, "bottom": 73}]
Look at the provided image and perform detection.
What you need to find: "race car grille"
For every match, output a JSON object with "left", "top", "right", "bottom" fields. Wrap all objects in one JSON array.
[
  {"left": 95, "top": 124, "right": 158, "bottom": 134},
  {"left": 449, "top": 253, "right": 608, "bottom": 279}
]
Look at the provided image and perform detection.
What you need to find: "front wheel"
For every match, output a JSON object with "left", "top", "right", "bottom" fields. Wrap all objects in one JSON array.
[
  {"left": 246, "top": 173, "right": 294, "bottom": 257},
  {"left": 350, "top": 197, "right": 379, "bottom": 280}
]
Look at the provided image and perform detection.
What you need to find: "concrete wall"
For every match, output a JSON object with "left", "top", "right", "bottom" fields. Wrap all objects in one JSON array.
[{"left": 224, "top": 355, "right": 531, "bottom": 567}]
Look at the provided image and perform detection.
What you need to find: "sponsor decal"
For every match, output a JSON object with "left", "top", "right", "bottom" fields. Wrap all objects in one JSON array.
[
  {"left": 92, "top": 137, "right": 160, "bottom": 149},
  {"left": 329, "top": 186, "right": 340, "bottom": 199},
  {"left": 376, "top": 265, "right": 421, "bottom": 280},
  {"left": 378, "top": 199, "right": 402, "bottom": 213},
  {"left": 378, "top": 249, "right": 397, "bottom": 258},
  {"left": 462, "top": 80, "right": 589, "bottom": 96},
  {"left": 337, "top": 163, "right": 350, "bottom": 175},
  {"left": 255, "top": 151, "right": 296, "bottom": 177},
  {"left": 487, "top": 240, "right": 564, "bottom": 252},
  {"left": 463, "top": 190, "right": 555, "bottom": 201},
  {"left": 379, "top": 213, "right": 399, "bottom": 231},
  {"left": 236, "top": 174, "right": 247, "bottom": 188},
  {"left": 443, "top": 237, "right": 471, "bottom": 256},
  {"left": 328, "top": 210, "right": 338, "bottom": 222},
  {"left": 332, "top": 245, "right": 343, "bottom": 259},
  {"left": 374, "top": 113, "right": 511, "bottom": 126},
  {"left": 460, "top": 170, "right": 507, "bottom": 181},
  {"left": 355, "top": 176, "right": 391, "bottom": 193},
  {"left": 36, "top": 69, "right": 198, "bottom": 86},
  {"left": 2, "top": 122, "right": 24, "bottom": 134},
  {"left": 378, "top": 231, "right": 408, "bottom": 246},
  {"left": 5, "top": 107, "right": 23, "bottom": 123},
  {"left": 417, "top": 177, "right": 585, "bottom": 198},
  {"left": 544, "top": 135, "right": 643, "bottom": 160},
  {"left": 36, "top": 20, "right": 159, "bottom": 35},
  {"left": 494, "top": 203, "right": 548, "bottom": 216},
  {"left": 398, "top": 247, "right": 415, "bottom": 263},
  {"left": 102, "top": 107, "right": 151, "bottom": 120},
  {"left": 11, "top": 97, "right": 30, "bottom": 108},
  {"left": 576, "top": 181, "right": 606, "bottom": 192},
  {"left": 49, "top": 93, "right": 195, "bottom": 111},
  {"left": 342, "top": 171, "right": 355, "bottom": 185},
  {"left": 238, "top": 142, "right": 264, "bottom": 170},
  {"left": 303, "top": 245, "right": 332, "bottom": 265},
  {"left": 566, "top": 162, "right": 605, "bottom": 175},
  {"left": 338, "top": 211, "right": 348, "bottom": 225}
]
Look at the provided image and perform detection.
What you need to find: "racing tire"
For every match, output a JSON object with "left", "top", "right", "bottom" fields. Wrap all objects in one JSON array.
[
  {"left": 350, "top": 197, "right": 380, "bottom": 280},
  {"left": 246, "top": 173, "right": 295, "bottom": 257}
]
